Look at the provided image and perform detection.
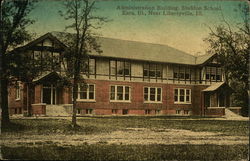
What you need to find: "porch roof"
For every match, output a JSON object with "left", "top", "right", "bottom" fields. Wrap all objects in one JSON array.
[
  {"left": 33, "top": 72, "right": 62, "bottom": 84},
  {"left": 202, "top": 82, "right": 234, "bottom": 93}
]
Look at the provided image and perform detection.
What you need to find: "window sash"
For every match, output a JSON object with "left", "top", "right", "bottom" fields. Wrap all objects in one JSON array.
[
  {"left": 89, "top": 58, "right": 95, "bottom": 74},
  {"left": 144, "top": 87, "right": 162, "bottom": 102},
  {"left": 77, "top": 84, "right": 95, "bottom": 100},
  {"left": 110, "top": 85, "right": 130, "bottom": 101},
  {"left": 174, "top": 88, "right": 191, "bottom": 103}
]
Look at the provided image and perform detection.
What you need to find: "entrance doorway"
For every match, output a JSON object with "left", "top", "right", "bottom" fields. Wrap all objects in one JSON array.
[{"left": 42, "top": 85, "right": 57, "bottom": 104}]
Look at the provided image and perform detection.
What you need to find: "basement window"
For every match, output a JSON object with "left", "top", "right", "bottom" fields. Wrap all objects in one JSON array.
[
  {"left": 112, "top": 109, "right": 118, "bottom": 114},
  {"left": 176, "top": 110, "right": 181, "bottom": 114},
  {"left": 86, "top": 109, "right": 93, "bottom": 114},
  {"left": 145, "top": 109, "right": 151, "bottom": 115},
  {"left": 122, "top": 109, "right": 129, "bottom": 115}
]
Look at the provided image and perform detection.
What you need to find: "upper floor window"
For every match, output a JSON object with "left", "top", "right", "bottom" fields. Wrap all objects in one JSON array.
[
  {"left": 110, "top": 60, "right": 130, "bottom": 77},
  {"left": 174, "top": 88, "right": 191, "bottom": 103},
  {"left": 110, "top": 85, "right": 130, "bottom": 102},
  {"left": 88, "top": 58, "right": 95, "bottom": 74},
  {"left": 143, "top": 63, "right": 162, "bottom": 78},
  {"left": 205, "top": 67, "right": 221, "bottom": 81},
  {"left": 144, "top": 87, "right": 162, "bottom": 103},
  {"left": 15, "top": 81, "right": 21, "bottom": 100},
  {"left": 77, "top": 84, "right": 95, "bottom": 101},
  {"left": 173, "top": 66, "right": 190, "bottom": 80}
]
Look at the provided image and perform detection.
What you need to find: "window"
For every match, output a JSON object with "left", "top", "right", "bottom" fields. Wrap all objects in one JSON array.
[
  {"left": 205, "top": 67, "right": 221, "bottom": 81},
  {"left": 155, "top": 110, "right": 161, "bottom": 115},
  {"left": 88, "top": 58, "right": 95, "bottom": 74},
  {"left": 174, "top": 88, "right": 191, "bottom": 103},
  {"left": 176, "top": 110, "right": 181, "bottom": 114},
  {"left": 122, "top": 109, "right": 129, "bottom": 115},
  {"left": 112, "top": 109, "right": 118, "bottom": 114},
  {"left": 33, "top": 51, "right": 42, "bottom": 60},
  {"left": 143, "top": 63, "right": 162, "bottom": 78},
  {"left": 173, "top": 66, "right": 190, "bottom": 80},
  {"left": 184, "top": 110, "right": 189, "bottom": 115},
  {"left": 77, "top": 109, "right": 82, "bottom": 114},
  {"left": 110, "top": 60, "right": 130, "bottom": 77},
  {"left": 144, "top": 87, "right": 162, "bottom": 103},
  {"left": 77, "top": 84, "right": 95, "bottom": 101},
  {"left": 145, "top": 109, "right": 151, "bottom": 114},
  {"left": 86, "top": 109, "right": 93, "bottom": 114},
  {"left": 15, "top": 81, "right": 21, "bottom": 100},
  {"left": 110, "top": 85, "right": 130, "bottom": 102}
]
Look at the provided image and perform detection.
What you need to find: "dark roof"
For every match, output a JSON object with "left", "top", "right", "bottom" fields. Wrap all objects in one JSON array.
[
  {"left": 203, "top": 82, "right": 234, "bottom": 93},
  {"left": 20, "top": 31, "right": 216, "bottom": 65}
]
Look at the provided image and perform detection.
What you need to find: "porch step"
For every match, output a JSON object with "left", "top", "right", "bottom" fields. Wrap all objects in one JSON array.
[
  {"left": 224, "top": 108, "right": 245, "bottom": 120},
  {"left": 46, "top": 105, "right": 72, "bottom": 116}
]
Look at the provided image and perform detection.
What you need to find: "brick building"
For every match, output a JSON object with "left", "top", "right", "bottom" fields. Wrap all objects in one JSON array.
[{"left": 8, "top": 32, "right": 233, "bottom": 116}]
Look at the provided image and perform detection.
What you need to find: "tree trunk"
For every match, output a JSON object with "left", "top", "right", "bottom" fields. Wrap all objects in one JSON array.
[
  {"left": 71, "top": 79, "right": 78, "bottom": 127},
  {"left": 1, "top": 78, "right": 10, "bottom": 124},
  {"left": 26, "top": 83, "right": 34, "bottom": 117}
]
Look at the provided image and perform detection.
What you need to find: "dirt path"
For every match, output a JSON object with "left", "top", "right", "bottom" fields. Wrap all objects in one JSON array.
[{"left": 1, "top": 128, "right": 248, "bottom": 147}]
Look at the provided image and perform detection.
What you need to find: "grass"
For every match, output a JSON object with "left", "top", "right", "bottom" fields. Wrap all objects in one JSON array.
[
  {"left": 2, "top": 116, "right": 249, "bottom": 136},
  {"left": 2, "top": 144, "right": 249, "bottom": 160},
  {"left": 1, "top": 116, "right": 249, "bottom": 160}
]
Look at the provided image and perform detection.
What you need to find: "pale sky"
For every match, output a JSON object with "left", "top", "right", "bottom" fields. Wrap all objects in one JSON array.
[{"left": 28, "top": 0, "right": 246, "bottom": 55}]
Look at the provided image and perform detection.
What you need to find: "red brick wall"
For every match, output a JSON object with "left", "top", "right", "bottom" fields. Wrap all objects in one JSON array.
[
  {"left": 8, "top": 83, "right": 25, "bottom": 115},
  {"left": 205, "top": 108, "right": 225, "bottom": 116},
  {"left": 72, "top": 79, "right": 209, "bottom": 115},
  {"left": 34, "top": 85, "right": 42, "bottom": 104},
  {"left": 32, "top": 104, "right": 46, "bottom": 115}
]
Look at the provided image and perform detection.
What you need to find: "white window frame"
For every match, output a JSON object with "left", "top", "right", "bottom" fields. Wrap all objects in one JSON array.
[
  {"left": 110, "top": 85, "right": 131, "bottom": 102},
  {"left": 174, "top": 88, "right": 191, "bottom": 104},
  {"left": 144, "top": 87, "right": 162, "bottom": 103},
  {"left": 15, "top": 81, "right": 21, "bottom": 100},
  {"left": 76, "top": 84, "right": 95, "bottom": 102}
]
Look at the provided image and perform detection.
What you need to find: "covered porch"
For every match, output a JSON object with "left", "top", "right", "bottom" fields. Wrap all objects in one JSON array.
[
  {"left": 31, "top": 72, "right": 72, "bottom": 116},
  {"left": 202, "top": 82, "right": 234, "bottom": 117}
]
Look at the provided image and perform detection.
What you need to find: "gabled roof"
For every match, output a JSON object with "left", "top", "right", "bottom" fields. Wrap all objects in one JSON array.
[
  {"left": 33, "top": 71, "right": 62, "bottom": 84},
  {"left": 202, "top": 82, "right": 234, "bottom": 93},
  {"left": 18, "top": 31, "right": 215, "bottom": 65}
]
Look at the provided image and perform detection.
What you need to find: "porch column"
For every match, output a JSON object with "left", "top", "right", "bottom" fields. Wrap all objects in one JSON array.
[
  {"left": 62, "top": 87, "right": 72, "bottom": 104},
  {"left": 34, "top": 85, "right": 42, "bottom": 103}
]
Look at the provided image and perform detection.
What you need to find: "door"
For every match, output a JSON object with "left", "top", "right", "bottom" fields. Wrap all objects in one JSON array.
[{"left": 42, "top": 85, "right": 57, "bottom": 105}]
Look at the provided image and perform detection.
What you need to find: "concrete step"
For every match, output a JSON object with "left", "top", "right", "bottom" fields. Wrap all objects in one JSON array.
[{"left": 46, "top": 104, "right": 73, "bottom": 116}]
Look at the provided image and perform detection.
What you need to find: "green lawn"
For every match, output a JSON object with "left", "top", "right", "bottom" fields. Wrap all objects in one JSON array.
[
  {"left": 1, "top": 116, "right": 249, "bottom": 160},
  {"left": 3, "top": 116, "right": 249, "bottom": 136}
]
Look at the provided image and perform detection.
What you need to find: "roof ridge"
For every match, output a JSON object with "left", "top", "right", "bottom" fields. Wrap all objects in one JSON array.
[{"left": 49, "top": 31, "right": 194, "bottom": 57}]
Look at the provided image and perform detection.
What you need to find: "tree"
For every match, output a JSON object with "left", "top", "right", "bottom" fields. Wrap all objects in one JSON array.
[
  {"left": 204, "top": 3, "right": 249, "bottom": 116},
  {"left": 0, "top": 0, "right": 36, "bottom": 124},
  {"left": 59, "top": 0, "right": 107, "bottom": 127}
]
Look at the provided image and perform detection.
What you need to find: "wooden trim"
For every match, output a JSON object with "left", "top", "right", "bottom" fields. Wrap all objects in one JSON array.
[
  {"left": 184, "top": 66, "right": 186, "bottom": 84},
  {"left": 148, "top": 62, "right": 150, "bottom": 82},
  {"left": 123, "top": 60, "right": 125, "bottom": 80},
  {"left": 129, "top": 60, "right": 132, "bottom": 81},
  {"left": 189, "top": 67, "right": 191, "bottom": 84},
  {"left": 161, "top": 64, "right": 163, "bottom": 83},
  {"left": 115, "top": 60, "right": 117, "bottom": 80},
  {"left": 87, "top": 58, "right": 90, "bottom": 78},
  {"left": 209, "top": 66, "right": 211, "bottom": 84},
  {"left": 156, "top": 64, "right": 158, "bottom": 82},
  {"left": 215, "top": 67, "right": 217, "bottom": 82},
  {"left": 142, "top": 63, "right": 144, "bottom": 81},
  {"left": 94, "top": 58, "right": 97, "bottom": 79},
  {"left": 178, "top": 65, "right": 180, "bottom": 83},
  {"left": 109, "top": 59, "right": 111, "bottom": 80}
]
